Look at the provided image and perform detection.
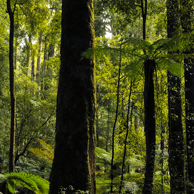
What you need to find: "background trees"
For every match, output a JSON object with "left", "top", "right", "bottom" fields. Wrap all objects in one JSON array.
[{"left": 0, "top": 0, "right": 194, "bottom": 193}]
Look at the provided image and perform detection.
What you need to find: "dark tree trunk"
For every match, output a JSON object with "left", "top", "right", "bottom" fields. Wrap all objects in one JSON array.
[
  {"left": 119, "top": 82, "right": 133, "bottom": 194},
  {"left": 180, "top": 0, "right": 194, "bottom": 192},
  {"left": 142, "top": 59, "right": 156, "bottom": 194},
  {"left": 7, "top": 0, "right": 16, "bottom": 173},
  {"left": 141, "top": 1, "right": 156, "bottom": 193},
  {"left": 49, "top": 0, "right": 96, "bottom": 193},
  {"left": 48, "top": 43, "right": 55, "bottom": 59},
  {"left": 167, "top": 0, "right": 185, "bottom": 193},
  {"left": 110, "top": 46, "right": 122, "bottom": 193},
  {"left": 31, "top": 56, "right": 35, "bottom": 80},
  {"left": 160, "top": 122, "right": 165, "bottom": 194}
]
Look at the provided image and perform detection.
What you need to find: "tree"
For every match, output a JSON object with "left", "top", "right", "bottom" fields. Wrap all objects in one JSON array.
[
  {"left": 7, "top": 0, "right": 16, "bottom": 173},
  {"left": 180, "top": 0, "right": 194, "bottom": 192},
  {"left": 49, "top": 0, "right": 96, "bottom": 193},
  {"left": 140, "top": 1, "right": 156, "bottom": 193},
  {"left": 167, "top": 0, "right": 185, "bottom": 193}
]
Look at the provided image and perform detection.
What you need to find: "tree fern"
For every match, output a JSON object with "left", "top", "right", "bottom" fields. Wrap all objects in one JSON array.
[{"left": 82, "top": 35, "right": 192, "bottom": 78}]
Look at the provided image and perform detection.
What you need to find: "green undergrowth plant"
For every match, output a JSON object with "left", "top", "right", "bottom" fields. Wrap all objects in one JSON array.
[
  {"left": 0, "top": 172, "right": 49, "bottom": 194},
  {"left": 59, "top": 185, "right": 89, "bottom": 194},
  {"left": 28, "top": 138, "right": 54, "bottom": 164}
]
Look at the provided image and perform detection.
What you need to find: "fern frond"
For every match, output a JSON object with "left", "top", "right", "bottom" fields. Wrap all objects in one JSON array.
[
  {"left": 96, "top": 147, "right": 111, "bottom": 164},
  {"left": 6, "top": 172, "right": 38, "bottom": 193},
  {"left": 5, "top": 172, "right": 49, "bottom": 194},
  {"left": 0, "top": 174, "right": 7, "bottom": 183},
  {"left": 28, "top": 139, "right": 54, "bottom": 163},
  {"left": 38, "top": 139, "right": 54, "bottom": 154},
  {"left": 124, "top": 58, "right": 144, "bottom": 79},
  {"left": 28, "top": 148, "right": 53, "bottom": 163},
  {"left": 6, "top": 179, "right": 16, "bottom": 194},
  {"left": 156, "top": 57, "right": 183, "bottom": 77}
]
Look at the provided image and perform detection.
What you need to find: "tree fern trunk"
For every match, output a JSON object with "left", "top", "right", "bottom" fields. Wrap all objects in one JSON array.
[
  {"left": 49, "top": 0, "right": 96, "bottom": 193},
  {"left": 142, "top": 59, "right": 156, "bottom": 194}
]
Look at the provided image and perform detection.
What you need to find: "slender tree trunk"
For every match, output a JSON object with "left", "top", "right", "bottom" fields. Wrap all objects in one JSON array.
[
  {"left": 110, "top": 45, "right": 122, "bottom": 193},
  {"left": 119, "top": 82, "right": 133, "bottom": 194},
  {"left": 7, "top": 0, "right": 16, "bottom": 173},
  {"left": 142, "top": 59, "right": 156, "bottom": 194},
  {"left": 160, "top": 122, "right": 165, "bottom": 194},
  {"left": 167, "top": 0, "right": 185, "bottom": 193},
  {"left": 31, "top": 56, "right": 35, "bottom": 80},
  {"left": 48, "top": 43, "right": 55, "bottom": 59},
  {"left": 41, "top": 40, "right": 47, "bottom": 94},
  {"left": 180, "top": 0, "right": 194, "bottom": 192},
  {"left": 49, "top": 0, "right": 96, "bottom": 193},
  {"left": 36, "top": 32, "right": 42, "bottom": 85}
]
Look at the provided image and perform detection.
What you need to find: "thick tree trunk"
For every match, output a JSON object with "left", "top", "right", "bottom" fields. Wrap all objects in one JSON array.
[
  {"left": 167, "top": 0, "right": 185, "bottom": 193},
  {"left": 142, "top": 59, "right": 156, "bottom": 194},
  {"left": 180, "top": 0, "right": 194, "bottom": 192},
  {"left": 7, "top": 0, "right": 16, "bottom": 173},
  {"left": 49, "top": 0, "right": 96, "bottom": 193},
  {"left": 168, "top": 73, "right": 185, "bottom": 193}
]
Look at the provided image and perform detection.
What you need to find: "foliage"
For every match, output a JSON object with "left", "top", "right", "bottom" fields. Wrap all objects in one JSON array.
[
  {"left": 28, "top": 139, "right": 54, "bottom": 164},
  {"left": 0, "top": 172, "right": 49, "bottom": 194}
]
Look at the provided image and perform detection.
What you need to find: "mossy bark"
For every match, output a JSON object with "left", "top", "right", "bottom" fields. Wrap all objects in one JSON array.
[
  {"left": 180, "top": 0, "right": 194, "bottom": 192},
  {"left": 167, "top": 0, "right": 185, "bottom": 193},
  {"left": 49, "top": 0, "right": 96, "bottom": 193}
]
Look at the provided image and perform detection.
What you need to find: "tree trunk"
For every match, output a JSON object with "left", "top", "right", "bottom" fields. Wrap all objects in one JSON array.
[
  {"left": 142, "top": 59, "right": 156, "bottom": 194},
  {"left": 31, "top": 56, "right": 35, "bottom": 80},
  {"left": 160, "top": 122, "right": 165, "bottom": 194},
  {"left": 7, "top": 0, "right": 16, "bottom": 173},
  {"left": 180, "top": 0, "right": 194, "bottom": 192},
  {"left": 49, "top": 0, "right": 96, "bottom": 193},
  {"left": 36, "top": 32, "right": 42, "bottom": 85},
  {"left": 167, "top": 0, "right": 185, "bottom": 193},
  {"left": 110, "top": 45, "right": 122, "bottom": 193},
  {"left": 141, "top": 1, "right": 156, "bottom": 193},
  {"left": 119, "top": 82, "right": 133, "bottom": 194}
]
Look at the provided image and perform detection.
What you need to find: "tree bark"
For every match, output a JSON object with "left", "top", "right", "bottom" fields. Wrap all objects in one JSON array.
[
  {"left": 180, "top": 0, "right": 194, "bottom": 192},
  {"left": 31, "top": 56, "right": 35, "bottom": 80},
  {"left": 49, "top": 0, "right": 96, "bottom": 193},
  {"left": 7, "top": 0, "right": 16, "bottom": 173},
  {"left": 142, "top": 59, "right": 156, "bottom": 194},
  {"left": 119, "top": 82, "right": 133, "bottom": 194},
  {"left": 36, "top": 32, "right": 42, "bottom": 84},
  {"left": 141, "top": 1, "right": 156, "bottom": 193},
  {"left": 110, "top": 45, "right": 122, "bottom": 193},
  {"left": 167, "top": 1, "right": 185, "bottom": 193}
]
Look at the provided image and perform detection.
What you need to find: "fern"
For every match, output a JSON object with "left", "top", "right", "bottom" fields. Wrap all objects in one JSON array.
[
  {"left": 82, "top": 35, "right": 192, "bottom": 79},
  {"left": 96, "top": 147, "right": 111, "bottom": 164},
  {"left": 0, "top": 172, "right": 49, "bottom": 194},
  {"left": 28, "top": 139, "right": 54, "bottom": 164}
]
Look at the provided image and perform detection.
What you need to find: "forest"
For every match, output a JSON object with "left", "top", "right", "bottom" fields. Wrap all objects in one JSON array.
[{"left": 0, "top": 0, "right": 194, "bottom": 193}]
